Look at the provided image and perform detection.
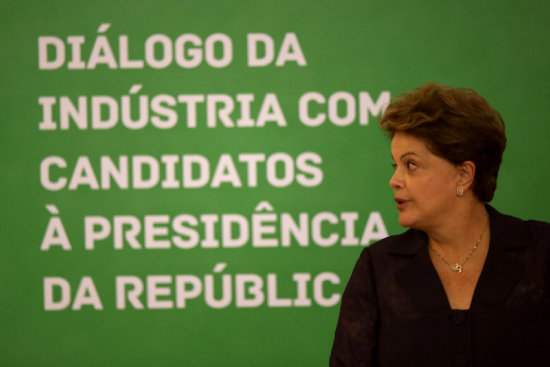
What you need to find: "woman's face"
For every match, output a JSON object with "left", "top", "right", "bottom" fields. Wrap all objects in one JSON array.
[{"left": 390, "top": 132, "right": 461, "bottom": 230}]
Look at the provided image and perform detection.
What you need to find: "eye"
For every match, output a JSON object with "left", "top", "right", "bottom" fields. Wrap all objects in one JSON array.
[
  {"left": 391, "top": 162, "right": 397, "bottom": 170},
  {"left": 407, "top": 160, "right": 418, "bottom": 171}
]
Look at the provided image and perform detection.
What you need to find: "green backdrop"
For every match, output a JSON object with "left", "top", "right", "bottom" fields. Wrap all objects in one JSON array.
[{"left": 1, "top": 1, "right": 550, "bottom": 366}]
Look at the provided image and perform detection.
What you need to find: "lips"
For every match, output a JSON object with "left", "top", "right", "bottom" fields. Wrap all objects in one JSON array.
[{"left": 394, "top": 197, "right": 408, "bottom": 210}]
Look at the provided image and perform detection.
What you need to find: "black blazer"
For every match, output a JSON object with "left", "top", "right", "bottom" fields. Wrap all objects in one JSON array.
[{"left": 330, "top": 206, "right": 550, "bottom": 367}]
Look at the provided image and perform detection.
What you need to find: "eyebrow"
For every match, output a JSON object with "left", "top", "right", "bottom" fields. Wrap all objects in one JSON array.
[
  {"left": 391, "top": 152, "right": 418, "bottom": 161},
  {"left": 400, "top": 152, "right": 418, "bottom": 160}
]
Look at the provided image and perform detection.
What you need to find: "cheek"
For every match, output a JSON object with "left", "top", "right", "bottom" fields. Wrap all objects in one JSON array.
[{"left": 418, "top": 175, "right": 454, "bottom": 200}]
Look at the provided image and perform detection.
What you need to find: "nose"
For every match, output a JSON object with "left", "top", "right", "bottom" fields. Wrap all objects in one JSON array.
[{"left": 389, "top": 169, "right": 403, "bottom": 189}]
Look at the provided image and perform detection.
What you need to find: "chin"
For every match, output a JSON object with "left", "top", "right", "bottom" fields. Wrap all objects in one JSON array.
[{"left": 397, "top": 212, "right": 418, "bottom": 229}]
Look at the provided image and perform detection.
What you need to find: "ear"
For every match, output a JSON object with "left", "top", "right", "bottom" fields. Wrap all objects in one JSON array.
[{"left": 456, "top": 161, "right": 476, "bottom": 191}]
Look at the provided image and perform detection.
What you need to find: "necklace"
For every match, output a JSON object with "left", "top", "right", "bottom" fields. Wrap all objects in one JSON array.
[{"left": 429, "top": 220, "right": 489, "bottom": 273}]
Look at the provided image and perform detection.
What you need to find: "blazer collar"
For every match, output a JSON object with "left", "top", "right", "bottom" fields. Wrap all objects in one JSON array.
[
  {"left": 387, "top": 228, "right": 426, "bottom": 256},
  {"left": 389, "top": 205, "right": 530, "bottom": 311}
]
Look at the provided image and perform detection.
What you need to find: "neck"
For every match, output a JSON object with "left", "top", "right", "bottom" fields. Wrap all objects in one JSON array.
[{"left": 426, "top": 200, "right": 489, "bottom": 255}]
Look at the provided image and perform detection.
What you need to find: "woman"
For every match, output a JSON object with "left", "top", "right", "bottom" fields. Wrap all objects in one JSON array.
[{"left": 330, "top": 83, "right": 550, "bottom": 366}]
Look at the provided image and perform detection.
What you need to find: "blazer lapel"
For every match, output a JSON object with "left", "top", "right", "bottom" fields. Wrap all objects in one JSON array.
[
  {"left": 390, "top": 230, "right": 450, "bottom": 312},
  {"left": 471, "top": 205, "right": 529, "bottom": 308}
]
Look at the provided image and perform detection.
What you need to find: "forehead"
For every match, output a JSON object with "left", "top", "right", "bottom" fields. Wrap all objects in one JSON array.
[{"left": 390, "top": 132, "right": 430, "bottom": 158}]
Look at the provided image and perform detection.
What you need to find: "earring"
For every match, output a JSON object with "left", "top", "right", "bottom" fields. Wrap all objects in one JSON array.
[{"left": 457, "top": 186, "right": 464, "bottom": 197}]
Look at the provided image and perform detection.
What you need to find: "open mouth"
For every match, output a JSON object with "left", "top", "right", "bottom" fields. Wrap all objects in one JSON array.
[{"left": 394, "top": 198, "right": 408, "bottom": 209}]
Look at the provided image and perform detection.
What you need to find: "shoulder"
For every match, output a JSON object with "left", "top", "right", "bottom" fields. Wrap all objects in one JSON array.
[
  {"left": 526, "top": 219, "right": 550, "bottom": 238},
  {"left": 487, "top": 205, "right": 550, "bottom": 260},
  {"left": 525, "top": 219, "right": 550, "bottom": 256},
  {"left": 487, "top": 205, "right": 550, "bottom": 242}
]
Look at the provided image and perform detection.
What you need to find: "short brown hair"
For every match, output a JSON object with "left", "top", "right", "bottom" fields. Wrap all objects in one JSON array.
[{"left": 380, "top": 82, "right": 506, "bottom": 202}]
